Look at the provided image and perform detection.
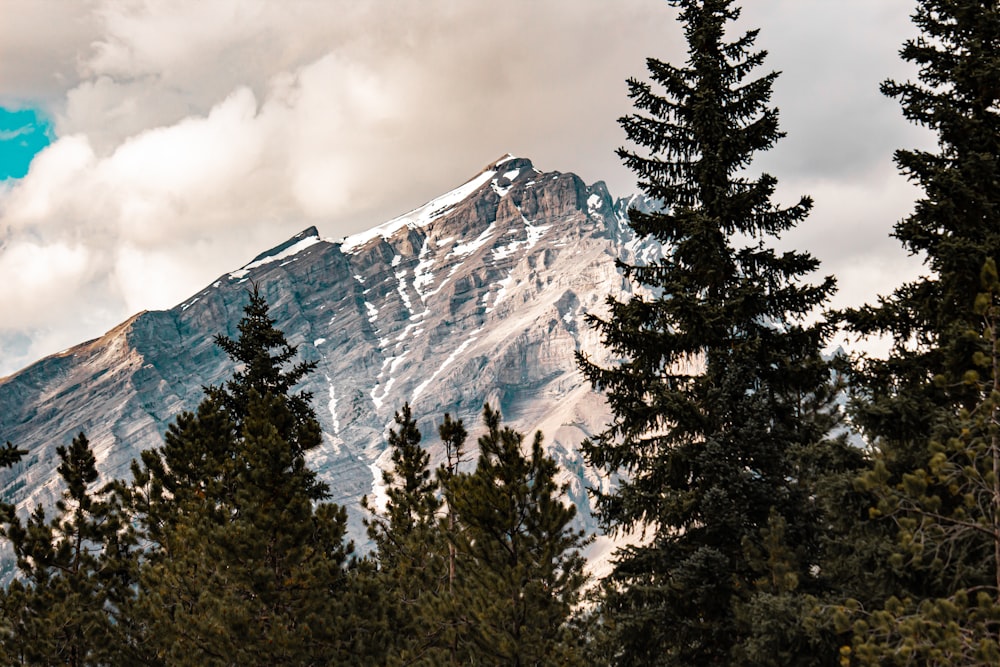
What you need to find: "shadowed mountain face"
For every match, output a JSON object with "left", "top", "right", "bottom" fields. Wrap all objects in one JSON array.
[{"left": 0, "top": 155, "right": 659, "bottom": 544}]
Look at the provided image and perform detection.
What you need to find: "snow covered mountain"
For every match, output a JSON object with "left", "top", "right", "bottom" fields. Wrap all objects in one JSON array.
[{"left": 0, "top": 155, "right": 659, "bottom": 548}]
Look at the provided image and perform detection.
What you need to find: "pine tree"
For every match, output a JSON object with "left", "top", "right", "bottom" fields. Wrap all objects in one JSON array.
[
  {"left": 366, "top": 404, "right": 588, "bottom": 664},
  {"left": 0, "top": 442, "right": 26, "bottom": 469},
  {"left": 437, "top": 411, "right": 468, "bottom": 604},
  {"left": 423, "top": 412, "right": 472, "bottom": 667},
  {"left": 364, "top": 403, "right": 441, "bottom": 565},
  {"left": 842, "top": 2, "right": 1000, "bottom": 662},
  {"left": 577, "top": 1, "right": 840, "bottom": 663},
  {"left": 446, "top": 404, "right": 589, "bottom": 665},
  {"left": 361, "top": 404, "right": 446, "bottom": 664},
  {"left": 0, "top": 433, "right": 137, "bottom": 666},
  {"left": 129, "top": 284, "right": 386, "bottom": 665}
]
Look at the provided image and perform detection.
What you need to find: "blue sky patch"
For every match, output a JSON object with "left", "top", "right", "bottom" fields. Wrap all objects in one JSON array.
[{"left": 0, "top": 107, "right": 53, "bottom": 180}]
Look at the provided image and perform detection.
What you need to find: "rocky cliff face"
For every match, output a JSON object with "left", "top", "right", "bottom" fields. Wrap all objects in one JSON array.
[{"left": 0, "top": 155, "right": 659, "bottom": 547}]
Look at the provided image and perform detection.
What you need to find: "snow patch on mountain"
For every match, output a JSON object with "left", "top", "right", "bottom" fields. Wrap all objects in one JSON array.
[
  {"left": 413, "top": 259, "right": 436, "bottom": 301},
  {"left": 326, "top": 377, "right": 340, "bottom": 435},
  {"left": 486, "top": 275, "right": 515, "bottom": 313},
  {"left": 450, "top": 222, "right": 497, "bottom": 258},
  {"left": 341, "top": 169, "right": 496, "bottom": 253},
  {"left": 412, "top": 327, "right": 484, "bottom": 401},
  {"left": 229, "top": 235, "right": 321, "bottom": 280},
  {"left": 367, "top": 448, "right": 392, "bottom": 514},
  {"left": 394, "top": 270, "right": 413, "bottom": 312}
]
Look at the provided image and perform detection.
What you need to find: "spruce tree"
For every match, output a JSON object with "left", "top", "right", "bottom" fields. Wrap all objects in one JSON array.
[
  {"left": 577, "top": 1, "right": 840, "bottom": 663},
  {"left": 129, "top": 284, "right": 385, "bottom": 665},
  {"left": 842, "top": 1, "right": 1000, "bottom": 662}
]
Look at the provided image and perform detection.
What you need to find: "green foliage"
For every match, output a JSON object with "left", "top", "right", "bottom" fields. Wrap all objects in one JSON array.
[
  {"left": 361, "top": 404, "right": 448, "bottom": 664},
  {"left": 840, "top": 1, "right": 1000, "bottom": 662},
  {"left": 365, "top": 403, "right": 589, "bottom": 665},
  {"left": 211, "top": 284, "right": 321, "bottom": 456},
  {"left": 447, "top": 404, "right": 590, "bottom": 665},
  {"left": 364, "top": 403, "right": 441, "bottom": 559},
  {"left": 127, "top": 284, "right": 384, "bottom": 665},
  {"left": 0, "top": 433, "right": 138, "bottom": 666},
  {"left": 0, "top": 442, "right": 26, "bottom": 470},
  {"left": 577, "top": 0, "right": 841, "bottom": 663}
]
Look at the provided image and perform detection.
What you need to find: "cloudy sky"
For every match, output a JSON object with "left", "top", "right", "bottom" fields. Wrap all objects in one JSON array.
[{"left": 0, "top": 0, "right": 930, "bottom": 376}]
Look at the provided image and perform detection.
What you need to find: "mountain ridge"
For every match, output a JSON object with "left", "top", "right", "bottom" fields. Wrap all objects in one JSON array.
[{"left": 0, "top": 155, "right": 658, "bottom": 553}]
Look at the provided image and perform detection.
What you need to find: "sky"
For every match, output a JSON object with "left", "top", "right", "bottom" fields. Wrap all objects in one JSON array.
[{"left": 0, "top": 0, "right": 931, "bottom": 376}]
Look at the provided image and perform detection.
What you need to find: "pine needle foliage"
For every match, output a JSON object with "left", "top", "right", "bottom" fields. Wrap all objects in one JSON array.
[
  {"left": 447, "top": 404, "right": 590, "bottom": 666},
  {"left": 361, "top": 404, "right": 447, "bottom": 665},
  {"left": 0, "top": 433, "right": 137, "bottom": 666},
  {"left": 128, "top": 284, "right": 383, "bottom": 665},
  {"left": 841, "top": 2, "right": 1000, "bottom": 663},
  {"left": 366, "top": 404, "right": 589, "bottom": 665},
  {"left": 577, "top": 1, "right": 839, "bottom": 663}
]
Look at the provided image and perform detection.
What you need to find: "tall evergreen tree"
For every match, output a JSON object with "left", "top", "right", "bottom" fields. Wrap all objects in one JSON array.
[
  {"left": 361, "top": 404, "right": 446, "bottom": 665},
  {"left": 365, "top": 404, "right": 587, "bottom": 665},
  {"left": 577, "top": 1, "right": 840, "bottom": 663},
  {"left": 364, "top": 403, "right": 441, "bottom": 565},
  {"left": 842, "top": 1, "right": 1000, "bottom": 663},
  {"left": 129, "top": 285, "right": 385, "bottom": 665},
  {"left": 425, "top": 412, "right": 472, "bottom": 667}
]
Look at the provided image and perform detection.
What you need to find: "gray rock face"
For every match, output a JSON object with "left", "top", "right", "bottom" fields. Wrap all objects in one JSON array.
[{"left": 0, "top": 155, "right": 659, "bottom": 546}]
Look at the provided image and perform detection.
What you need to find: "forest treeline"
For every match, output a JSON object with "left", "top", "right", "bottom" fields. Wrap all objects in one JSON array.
[
  {"left": 1, "top": 0, "right": 998, "bottom": 664},
  {"left": 0, "top": 287, "right": 589, "bottom": 665}
]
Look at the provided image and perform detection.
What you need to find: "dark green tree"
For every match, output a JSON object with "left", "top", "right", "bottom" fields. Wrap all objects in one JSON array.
[
  {"left": 446, "top": 404, "right": 589, "bottom": 665},
  {"left": 0, "top": 433, "right": 137, "bottom": 666},
  {"left": 129, "top": 284, "right": 385, "bottom": 665},
  {"left": 365, "top": 404, "right": 587, "bottom": 665},
  {"left": 0, "top": 442, "right": 26, "bottom": 469},
  {"left": 841, "top": 2, "right": 1000, "bottom": 662},
  {"left": 361, "top": 404, "right": 446, "bottom": 664},
  {"left": 425, "top": 412, "right": 472, "bottom": 667},
  {"left": 577, "top": 0, "right": 841, "bottom": 663},
  {"left": 437, "top": 411, "right": 468, "bottom": 601},
  {"left": 363, "top": 403, "right": 441, "bottom": 565},
  {"left": 210, "top": 285, "right": 321, "bottom": 458}
]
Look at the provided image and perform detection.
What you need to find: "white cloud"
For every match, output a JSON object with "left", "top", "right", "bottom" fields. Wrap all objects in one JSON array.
[
  {"left": 99, "top": 87, "right": 270, "bottom": 241},
  {"left": 2, "top": 135, "right": 98, "bottom": 225},
  {"left": 0, "top": 0, "right": 926, "bottom": 375},
  {"left": 0, "top": 241, "right": 91, "bottom": 326},
  {"left": 113, "top": 244, "right": 191, "bottom": 313},
  {"left": 0, "top": 125, "right": 32, "bottom": 141}
]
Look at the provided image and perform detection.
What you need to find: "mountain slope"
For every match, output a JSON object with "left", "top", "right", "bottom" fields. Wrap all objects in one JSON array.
[{"left": 0, "top": 155, "right": 658, "bottom": 543}]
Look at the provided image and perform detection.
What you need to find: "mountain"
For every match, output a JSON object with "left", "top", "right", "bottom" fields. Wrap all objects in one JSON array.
[{"left": 0, "top": 155, "right": 658, "bottom": 551}]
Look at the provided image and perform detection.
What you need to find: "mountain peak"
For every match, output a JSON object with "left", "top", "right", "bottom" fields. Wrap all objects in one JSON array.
[
  {"left": 0, "top": 152, "right": 654, "bottom": 562},
  {"left": 491, "top": 153, "right": 534, "bottom": 173},
  {"left": 229, "top": 226, "right": 323, "bottom": 280},
  {"left": 341, "top": 155, "right": 553, "bottom": 254}
]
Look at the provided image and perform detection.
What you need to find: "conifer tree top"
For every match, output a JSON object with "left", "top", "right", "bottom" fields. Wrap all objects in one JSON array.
[
  {"left": 578, "top": 1, "right": 838, "bottom": 662},
  {"left": 215, "top": 283, "right": 316, "bottom": 401},
  {"left": 209, "top": 282, "right": 321, "bottom": 455}
]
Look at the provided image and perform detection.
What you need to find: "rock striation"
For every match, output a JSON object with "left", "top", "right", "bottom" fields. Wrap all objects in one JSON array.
[{"left": 0, "top": 155, "right": 660, "bottom": 549}]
